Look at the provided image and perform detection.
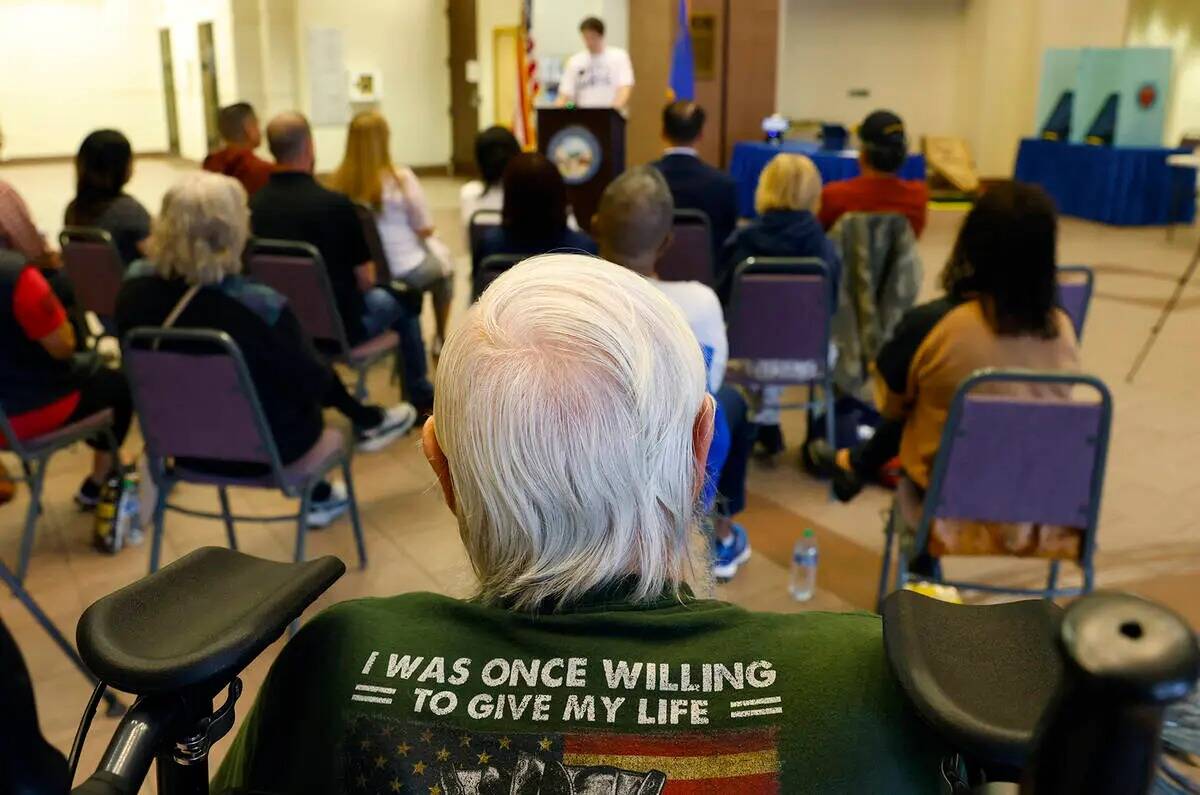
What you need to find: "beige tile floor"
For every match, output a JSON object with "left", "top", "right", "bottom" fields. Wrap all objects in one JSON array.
[{"left": 2, "top": 157, "right": 1199, "bottom": 790}]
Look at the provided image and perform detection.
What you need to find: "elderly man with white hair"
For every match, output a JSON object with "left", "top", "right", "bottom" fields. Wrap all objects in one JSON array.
[{"left": 213, "top": 255, "right": 946, "bottom": 795}]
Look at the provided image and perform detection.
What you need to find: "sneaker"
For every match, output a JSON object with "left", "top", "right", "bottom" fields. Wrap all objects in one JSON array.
[
  {"left": 74, "top": 476, "right": 103, "bottom": 510},
  {"left": 801, "top": 439, "right": 837, "bottom": 479},
  {"left": 355, "top": 403, "right": 418, "bottom": 452},
  {"left": 754, "top": 424, "right": 785, "bottom": 458},
  {"left": 806, "top": 439, "right": 864, "bottom": 503},
  {"left": 307, "top": 481, "right": 350, "bottom": 529},
  {"left": 712, "top": 524, "right": 751, "bottom": 580}
]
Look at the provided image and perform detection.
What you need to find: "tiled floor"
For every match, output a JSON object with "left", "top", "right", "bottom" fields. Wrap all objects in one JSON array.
[{"left": 2, "top": 157, "right": 1199, "bottom": 790}]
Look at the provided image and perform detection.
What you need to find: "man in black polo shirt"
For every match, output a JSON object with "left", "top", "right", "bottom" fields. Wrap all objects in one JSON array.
[{"left": 250, "top": 112, "right": 434, "bottom": 412}]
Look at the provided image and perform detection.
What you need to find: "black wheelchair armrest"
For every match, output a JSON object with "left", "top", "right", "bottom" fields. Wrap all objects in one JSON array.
[
  {"left": 881, "top": 591, "right": 1065, "bottom": 772},
  {"left": 77, "top": 547, "right": 344, "bottom": 696}
]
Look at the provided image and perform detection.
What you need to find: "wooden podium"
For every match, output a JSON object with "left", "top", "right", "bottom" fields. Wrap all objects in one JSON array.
[{"left": 537, "top": 108, "right": 626, "bottom": 233}]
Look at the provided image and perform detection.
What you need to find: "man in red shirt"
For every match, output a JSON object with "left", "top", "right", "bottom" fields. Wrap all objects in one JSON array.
[
  {"left": 819, "top": 110, "right": 929, "bottom": 238},
  {"left": 202, "top": 103, "right": 274, "bottom": 197},
  {"left": 0, "top": 252, "right": 132, "bottom": 507}
]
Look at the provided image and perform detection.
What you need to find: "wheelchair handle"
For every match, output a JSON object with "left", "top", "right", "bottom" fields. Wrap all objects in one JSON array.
[{"left": 1025, "top": 592, "right": 1200, "bottom": 794}]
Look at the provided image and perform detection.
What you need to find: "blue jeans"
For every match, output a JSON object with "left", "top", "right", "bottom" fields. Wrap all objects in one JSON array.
[
  {"left": 715, "top": 385, "right": 756, "bottom": 517},
  {"left": 361, "top": 287, "right": 435, "bottom": 409}
]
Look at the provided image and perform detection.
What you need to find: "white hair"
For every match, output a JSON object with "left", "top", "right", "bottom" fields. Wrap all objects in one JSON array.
[
  {"left": 148, "top": 172, "right": 249, "bottom": 285},
  {"left": 434, "top": 254, "right": 709, "bottom": 610}
]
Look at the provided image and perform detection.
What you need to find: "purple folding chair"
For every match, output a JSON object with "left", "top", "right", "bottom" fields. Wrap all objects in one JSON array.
[
  {"left": 60, "top": 226, "right": 125, "bottom": 334},
  {"left": 245, "top": 238, "right": 398, "bottom": 400},
  {"left": 469, "top": 208, "right": 503, "bottom": 279},
  {"left": 724, "top": 257, "right": 837, "bottom": 465},
  {"left": 877, "top": 369, "right": 1113, "bottom": 609},
  {"left": 657, "top": 209, "right": 715, "bottom": 286},
  {"left": 474, "top": 253, "right": 525, "bottom": 299},
  {"left": 1057, "top": 265, "right": 1095, "bottom": 341},
  {"left": 0, "top": 405, "right": 124, "bottom": 715},
  {"left": 122, "top": 327, "right": 366, "bottom": 575}
]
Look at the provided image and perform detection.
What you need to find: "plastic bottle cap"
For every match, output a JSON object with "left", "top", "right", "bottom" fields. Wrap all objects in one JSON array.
[{"left": 803, "top": 529, "right": 815, "bottom": 538}]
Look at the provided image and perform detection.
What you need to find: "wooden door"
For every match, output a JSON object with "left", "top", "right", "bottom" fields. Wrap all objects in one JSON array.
[{"left": 447, "top": 0, "right": 479, "bottom": 174}]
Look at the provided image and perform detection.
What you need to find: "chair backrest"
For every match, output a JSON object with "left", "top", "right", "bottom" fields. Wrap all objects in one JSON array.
[
  {"left": 474, "top": 254, "right": 525, "bottom": 298},
  {"left": 727, "top": 257, "right": 833, "bottom": 367},
  {"left": 353, "top": 202, "right": 393, "bottom": 286},
  {"left": 244, "top": 238, "right": 349, "bottom": 353},
  {"left": 469, "top": 209, "right": 503, "bottom": 274},
  {"left": 59, "top": 226, "right": 125, "bottom": 319},
  {"left": 657, "top": 209, "right": 715, "bottom": 286},
  {"left": 123, "top": 327, "right": 284, "bottom": 473},
  {"left": 1057, "top": 265, "right": 1094, "bottom": 341},
  {"left": 922, "top": 370, "right": 1112, "bottom": 542}
]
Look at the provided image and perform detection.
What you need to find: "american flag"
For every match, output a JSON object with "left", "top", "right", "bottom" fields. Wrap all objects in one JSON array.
[
  {"left": 342, "top": 716, "right": 781, "bottom": 794},
  {"left": 513, "top": 0, "right": 539, "bottom": 149}
]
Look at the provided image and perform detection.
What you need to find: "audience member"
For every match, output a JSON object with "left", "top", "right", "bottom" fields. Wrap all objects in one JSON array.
[
  {"left": 0, "top": 249, "right": 131, "bottom": 508},
  {"left": 652, "top": 101, "right": 739, "bottom": 256},
  {"left": 202, "top": 102, "right": 273, "bottom": 197},
  {"left": 0, "top": 127, "right": 59, "bottom": 268},
  {"left": 63, "top": 129, "right": 150, "bottom": 267},
  {"left": 593, "top": 166, "right": 758, "bottom": 580},
  {"left": 459, "top": 125, "right": 521, "bottom": 226},
  {"left": 116, "top": 174, "right": 415, "bottom": 521},
  {"left": 556, "top": 16, "right": 634, "bottom": 111},
  {"left": 813, "top": 182, "right": 1079, "bottom": 568},
  {"left": 329, "top": 110, "right": 453, "bottom": 347},
  {"left": 819, "top": 110, "right": 928, "bottom": 237},
  {"left": 250, "top": 112, "right": 435, "bottom": 414},
  {"left": 212, "top": 255, "right": 947, "bottom": 794},
  {"left": 474, "top": 152, "right": 596, "bottom": 268},
  {"left": 721, "top": 153, "right": 842, "bottom": 456}
]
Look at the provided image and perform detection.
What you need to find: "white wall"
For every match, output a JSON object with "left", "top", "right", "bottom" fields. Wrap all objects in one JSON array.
[
  {"left": 777, "top": 0, "right": 969, "bottom": 149},
  {"left": 1127, "top": 0, "right": 1200, "bottom": 144},
  {"left": 295, "top": 0, "right": 452, "bottom": 169},
  {"left": 0, "top": 0, "right": 168, "bottom": 159}
]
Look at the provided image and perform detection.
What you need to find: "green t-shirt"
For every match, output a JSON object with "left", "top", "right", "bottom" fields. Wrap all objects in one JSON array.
[{"left": 212, "top": 586, "right": 947, "bottom": 794}]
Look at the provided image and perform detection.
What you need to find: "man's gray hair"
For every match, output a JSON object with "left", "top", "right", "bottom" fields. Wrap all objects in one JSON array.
[
  {"left": 594, "top": 165, "right": 675, "bottom": 262},
  {"left": 434, "top": 254, "right": 708, "bottom": 610}
]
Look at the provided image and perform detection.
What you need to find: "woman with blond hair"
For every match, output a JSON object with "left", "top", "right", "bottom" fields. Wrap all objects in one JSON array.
[
  {"left": 328, "top": 110, "right": 453, "bottom": 347},
  {"left": 116, "top": 172, "right": 416, "bottom": 526},
  {"left": 720, "top": 153, "right": 842, "bottom": 459}
]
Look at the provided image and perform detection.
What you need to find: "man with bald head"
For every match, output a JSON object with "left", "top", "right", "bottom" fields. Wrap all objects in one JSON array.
[
  {"left": 651, "top": 101, "right": 739, "bottom": 258},
  {"left": 593, "top": 167, "right": 755, "bottom": 580},
  {"left": 250, "top": 111, "right": 435, "bottom": 417}
]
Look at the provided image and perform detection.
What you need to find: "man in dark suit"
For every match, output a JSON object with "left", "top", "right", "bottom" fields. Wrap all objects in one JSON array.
[{"left": 651, "top": 101, "right": 740, "bottom": 255}]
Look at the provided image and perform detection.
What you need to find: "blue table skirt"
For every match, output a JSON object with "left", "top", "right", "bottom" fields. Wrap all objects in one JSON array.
[
  {"left": 1013, "top": 138, "right": 1196, "bottom": 226},
  {"left": 730, "top": 140, "right": 927, "bottom": 218}
]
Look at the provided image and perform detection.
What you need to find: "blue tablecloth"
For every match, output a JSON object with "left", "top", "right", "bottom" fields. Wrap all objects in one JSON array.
[
  {"left": 1014, "top": 138, "right": 1196, "bottom": 226},
  {"left": 730, "top": 140, "right": 927, "bottom": 218}
]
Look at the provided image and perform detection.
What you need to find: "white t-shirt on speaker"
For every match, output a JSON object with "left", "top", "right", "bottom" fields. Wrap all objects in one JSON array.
[{"left": 558, "top": 47, "right": 635, "bottom": 108}]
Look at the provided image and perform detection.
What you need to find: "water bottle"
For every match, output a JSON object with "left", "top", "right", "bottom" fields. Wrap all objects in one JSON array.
[
  {"left": 115, "top": 472, "right": 143, "bottom": 549},
  {"left": 790, "top": 529, "right": 818, "bottom": 601}
]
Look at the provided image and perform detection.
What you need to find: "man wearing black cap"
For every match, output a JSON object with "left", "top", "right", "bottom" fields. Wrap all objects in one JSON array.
[{"left": 819, "top": 110, "right": 928, "bottom": 237}]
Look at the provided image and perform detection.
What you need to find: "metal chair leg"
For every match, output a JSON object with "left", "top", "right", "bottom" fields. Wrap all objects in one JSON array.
[
  {"left": 824, "top": 378, "right": 837, "bottom": 501},
  {"left": 148, "top": 485, "right": 169, "bottom": 574},
  {"left": 342, "top": 459, "right": 368, "bottom": 570},
  {"left": 1082, "top": 562, "right": 1095, "bottom": 594},
  {"left": 217, "top": 486, "right": 238, "bottom": 550},
  {"left": 294, "top": 488, "right": 311, "bottom": 564},
  {"left": 1045, "top": 560, "right": 1061, "bottom": 596},
  {"left": 16, "top": 460, "right": 46, "bottom": 584},
  {"left": 876, "top": 510, "right": 896, "bottom": 614},
  {"left": 0, "top": 561, "right": 124, "bottom": 714},
  {"left": 355, "top": 366, "right": 368, "bottom": 401}
]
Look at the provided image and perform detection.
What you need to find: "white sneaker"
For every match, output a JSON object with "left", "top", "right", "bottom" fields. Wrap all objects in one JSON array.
[
  {"left": 307, "top": 481, "right": 349, "bottom": 529},
  {"left": 355, "top": 403, "right": 418, "bottom": 453}
]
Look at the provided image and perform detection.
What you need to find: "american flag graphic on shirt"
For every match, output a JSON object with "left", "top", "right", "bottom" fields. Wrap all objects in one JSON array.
[{"left": 342, "top": 716, "right": 781, "bottom": 794}]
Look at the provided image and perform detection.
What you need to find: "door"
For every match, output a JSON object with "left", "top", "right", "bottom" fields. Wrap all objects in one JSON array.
[
  {"left": 447, "top": 0, "right": 479, "bottom": 174},
  {"left": 159, "top": 28, "right": 181, "bottom": 156},
  {"left": 198, "top": 21, "right": 221, "bottom": 153}
]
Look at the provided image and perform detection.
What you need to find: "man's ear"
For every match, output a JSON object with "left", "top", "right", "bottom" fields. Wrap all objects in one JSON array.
[
  {"left": 691, "top": 394, "right": 715, "bottom": 501},
  {"left": 422, "top": 417, "right": 457, "bottom": 514}
]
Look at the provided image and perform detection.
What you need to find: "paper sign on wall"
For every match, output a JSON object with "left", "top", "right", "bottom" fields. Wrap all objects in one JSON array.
[{"left": 307, "top": 27, "right": 349, "bottom": 126}]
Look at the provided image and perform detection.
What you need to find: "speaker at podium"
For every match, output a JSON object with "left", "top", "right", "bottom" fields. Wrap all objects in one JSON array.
[{"left": 537, "top": 107, "right": 626, "bottom": 233}]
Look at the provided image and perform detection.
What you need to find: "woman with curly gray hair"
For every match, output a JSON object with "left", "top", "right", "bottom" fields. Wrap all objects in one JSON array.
[{"left": 115, "top": 172, "right": 417, "bottom": 525}]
